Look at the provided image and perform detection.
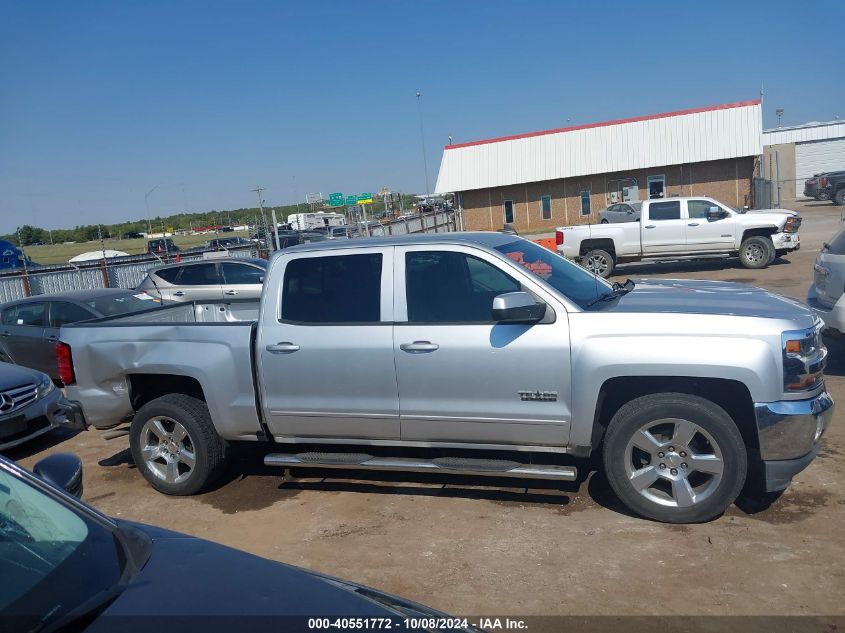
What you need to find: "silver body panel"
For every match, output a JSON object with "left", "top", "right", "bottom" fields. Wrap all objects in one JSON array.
[
  {"left": 63, "top": 232, "right": 830, "bottom": 470},
  {"left": 807, "top": 231, "right": 845, "bottom": 333}
]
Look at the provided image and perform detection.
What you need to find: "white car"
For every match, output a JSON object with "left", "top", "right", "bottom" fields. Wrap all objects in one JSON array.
[
  {"left": 556, "top": 196, "right": 801, "bottom": 277},
  {"left": 807, "top": 225, "right": 845, "bottom": 334}
]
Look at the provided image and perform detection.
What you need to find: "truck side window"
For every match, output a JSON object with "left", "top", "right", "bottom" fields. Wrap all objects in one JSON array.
[
  {"left": 50, "top": 302, "right": 95, "bottom": 327},
  {"left": 687, "top": 200, "right": 714, "bottom": 219},
  {"left": 8, "top": 302, "right": 46, "bottom": 326},
  {"left": 1, "top": 306, "right": 17, "bottom": 325},
  {"left": 406, "top": 251, "right": 520, "bottom": 323},
  {"left": 649, "top": 201, "right": 681, "bottom": 220},
  {"left": 282, "top": 254, "right": 382, "bottom": 323}
]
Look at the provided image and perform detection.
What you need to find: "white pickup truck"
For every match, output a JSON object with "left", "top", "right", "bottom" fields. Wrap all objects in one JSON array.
[{"left": 556, "top": 196, "right": 802, "bottom": 278}]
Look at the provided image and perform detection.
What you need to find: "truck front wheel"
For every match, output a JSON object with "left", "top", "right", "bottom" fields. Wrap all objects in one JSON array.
[
  {"left": 130, "top": 393, "right": 228, "bottom": 495},
  {"left": 602, "top": 393, "right": 747, "bottom": 523},
  {"left": 834, "top": 190, "right": 845, "bottom": 206},
  {"left": 739, "top": 236, "right": 774, "bottom": 269},
  {"left": 582, "top": 248, "right": 615, "bottom": 278}
]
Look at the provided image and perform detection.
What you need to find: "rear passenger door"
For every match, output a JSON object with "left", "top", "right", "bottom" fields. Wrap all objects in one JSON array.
[
  {"left": 46, "top": 302, "right": 98, "bottom": 355},
  {"left": 172, "top": 263, "right": 223, "bottom": 302},
  {"left": 641, "top": 200, "right": 687, "bottom": 254},
  {"left": 0, "top": 302, "right": 54, "bottom": 377},
  {"left": 257, "top": 247, "right": 399, "bottom": 440}
]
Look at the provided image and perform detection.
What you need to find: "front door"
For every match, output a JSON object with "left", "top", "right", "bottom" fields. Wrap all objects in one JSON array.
[
  {"left": 0, "top": 301, "right": 54, "bottom": 377},
  {"left": 220, "top": 261, "right": 265, "bottom": 300},
  {"left": 684, "top": 199, "right": 736, "bottom": 250},
  {"left": 393, "top": 245, "right": 572, "bottom": 446},
  {"left": 641, "top": 200, "right": 687, "bottom": 254},
  {"left": 257, "top": 247, "right": 400, "bottom": 439}
]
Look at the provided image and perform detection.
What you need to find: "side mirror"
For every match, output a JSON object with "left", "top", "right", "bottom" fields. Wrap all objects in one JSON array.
[
  {"left": 33, "top": 453, "right": 83, "bottom": 498},
  {"left": 492, "top": 292, "right": 545, "bottom": 323},
  {"left": 707, "top": 207, "right": 727, "bottom": 220}
]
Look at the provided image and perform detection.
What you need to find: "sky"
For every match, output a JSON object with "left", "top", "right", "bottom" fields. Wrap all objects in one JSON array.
[{"left": 1, "top": 0, "right": 843, "bottom": 233}]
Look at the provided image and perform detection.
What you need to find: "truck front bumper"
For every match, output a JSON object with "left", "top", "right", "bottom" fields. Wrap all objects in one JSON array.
[
  {"left": 753, "top": 391, "right": 834, "bottom": 492},
  {"left": 772, "top": 232, "right": 800, "bottom": 252}
]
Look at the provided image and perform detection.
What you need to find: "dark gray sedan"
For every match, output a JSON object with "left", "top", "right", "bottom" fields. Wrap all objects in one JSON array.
[
  {"left": 0, "top": 362, "right": 78, "bottom": 450},
  {"left": 598, "top": 201, "right": 642, "bottom": 223},
  {"left": 0, "top": 289, "right": 160, "bottom": 380}
]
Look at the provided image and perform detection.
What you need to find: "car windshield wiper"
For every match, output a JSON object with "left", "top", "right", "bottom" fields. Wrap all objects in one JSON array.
[{"left": 587, "top": 278, "right": 635, "bottom": 307}]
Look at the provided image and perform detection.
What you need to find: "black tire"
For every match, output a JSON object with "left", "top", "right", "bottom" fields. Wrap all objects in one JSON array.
[
  {"left": 602, "top": 393, "right": 747, "bottom": 523},
  {"left": 581, "top": 248, "right": 615, "bottom": 278},
  {"left": 600, "top": 219, "right": 609, "bottom": 224},
  {"left": 130, "top": 394, "right": 227, "bottom": 495},
  {"left": 739, "top": 235, "right": 774, "bottom": 269},
  {"left": 834, "top": 190, "right": 845, "bottom": 206}
]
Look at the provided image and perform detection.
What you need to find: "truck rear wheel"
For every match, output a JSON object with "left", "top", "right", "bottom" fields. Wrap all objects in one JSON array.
[
  {"left": 739, "top": 236, "right": 774, "bottom": 269},
  {"left": 602, "top": 393, "right": 747, "bottom": 523},
  {"left": 582, "top": 248, "right": 615, "bottom": 278},
  {"left": 834, "top": 190, "right": 845, "bottom": 206},
  {"left": 130, "top": 394, "right": 227, "bottom": 495}
]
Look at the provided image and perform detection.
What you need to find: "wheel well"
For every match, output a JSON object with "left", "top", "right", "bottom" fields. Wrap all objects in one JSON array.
[
  {"left": 127, "top": 374, "right": 206, "bottom": 411},
  {"left": 579, "top": 238, "right": 616, "bottom": 257},
  {"left": 591, "top": 376, "right": 757, "bottom": 452},
  {"left": 741, "top": 227, "right": 777, "bottom": 242}
]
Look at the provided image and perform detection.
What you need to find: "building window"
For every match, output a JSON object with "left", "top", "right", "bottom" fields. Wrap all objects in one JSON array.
[
  {"left": 647, "top": 175, "right": 666, "bottom": 199},
  {"left": 580, "top": 190, "right": 591, "bottom": 216},
  {"left": 540, "top": 195, "right": 552, "bottom": 220},
  {"left": 503, "top": 200, "right": 515, "bottom": 224}
]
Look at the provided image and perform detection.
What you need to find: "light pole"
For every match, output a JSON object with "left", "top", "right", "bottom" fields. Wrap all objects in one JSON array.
[
  {"left": 416, "top": 91, "right": 431, "bottom": 204},
  {"left": 776, "top": 108, "right": 784, "bottom": 127},
  {"left": 144, "top": 185, "right": 158, "bottom": 235}
]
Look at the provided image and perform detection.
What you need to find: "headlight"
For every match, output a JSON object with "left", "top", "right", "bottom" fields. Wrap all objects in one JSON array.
[
  {"left": 783, "top": 215, "right": 802, "bottom": 233},
  {"left": 37, "top": 375, "right": 55, "bottom": 398},
  {"left": 782, "top": 326, "right": 826, "bottom": 392}
]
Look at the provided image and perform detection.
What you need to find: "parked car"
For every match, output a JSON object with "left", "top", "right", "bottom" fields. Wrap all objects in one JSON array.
[
  {"left": 325, "top": 225, "right": 361, "bottom": 240},
  {"left": 0, "top": 289, "right": 161, "bottom": 380},
  {"left": 136, "top": 257, "right": 269, "bottom": 302},
  {"left": 122, "top": 231, "right": 145, "bottom": 239},
  {"left": 0, "top": 453, "right": 480, "bottom": 632},
  {"left": 598, "top": 202, "right": 642, "bottom": 223},
  {"left": 0, "top": 363, "right": 80, "bottom": 450},
  {"left": 819, "top": 171, "right": 845, "bottom": 206},
  {"left": 147, "top": 238, "right": 180, "bottom": 255},
  {"left": 807, "top": 224, "right": 845, "bottom": 334},
  {"left": 59, "top": 233, "right": 832, "bottom": 523},
  {"left": 208, "top": 237, "right": 253, "bottom": 249},
  {"left": 557, "top": 196, "right": 802, "bottom": 277},
  {"left": 804, "top": 171, "right": 845, "bottom": 201}
]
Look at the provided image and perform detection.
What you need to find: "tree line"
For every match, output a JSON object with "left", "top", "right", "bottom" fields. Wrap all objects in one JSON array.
[{"left": 1, "top": 194, "right": 421, "bottom": 246}]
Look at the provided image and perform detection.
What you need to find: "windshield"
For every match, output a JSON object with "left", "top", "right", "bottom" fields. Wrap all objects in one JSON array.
[
  {"left": 493, "top": 239, "right": 613, "bottom": 309},
  {"left": 85, "top": 292, "right": 160, "bottom": 316},
  {"left": 0, "top": 464, "right": 123, "bottom": 623}
]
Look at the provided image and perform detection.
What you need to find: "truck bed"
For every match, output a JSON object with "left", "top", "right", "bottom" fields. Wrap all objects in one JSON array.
[{"left": 61, "top": 299, "right": 263, "bottom": 436}]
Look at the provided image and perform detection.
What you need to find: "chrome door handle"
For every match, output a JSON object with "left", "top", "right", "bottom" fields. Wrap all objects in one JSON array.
[
  {"left": 46, "top": 335, "right": 58, "bottom": 342},
  {"left": 224, "top": 290, "right": 238, "bottom": 296},
  {"left": 644, "top": 225, "right": 656, "bottom": 229},
  {"left": 1, "top": 331, "right": 9, "bottom": 337},
  {"left": 266, "top": 342, "right": 300, "bottom": 354},
  {"left": 687, "top": 223, "right": 699, "bottom": 227},
  {"left": 173, "top": 291, "right": 185, "bottom": 297},
  {"left": 400, "top": 341, "right": 439, "bottom": 353}
]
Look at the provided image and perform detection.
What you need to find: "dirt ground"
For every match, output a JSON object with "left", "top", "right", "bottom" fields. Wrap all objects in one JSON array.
[{"left": 9, "top": 200, "right": 845, "bottom": 618}]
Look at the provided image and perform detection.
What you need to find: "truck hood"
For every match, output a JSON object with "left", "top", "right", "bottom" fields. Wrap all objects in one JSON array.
[
  {"left": 605, "top": 278, "right": 817, "bottom": 325},
  {"left": 738, "top": 208, "right": 798, "bottom": 225}
]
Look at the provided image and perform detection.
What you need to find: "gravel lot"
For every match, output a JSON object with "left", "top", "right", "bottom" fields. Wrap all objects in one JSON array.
[{"left": 8, "top": 200, "right": 845, "bottom": 620}]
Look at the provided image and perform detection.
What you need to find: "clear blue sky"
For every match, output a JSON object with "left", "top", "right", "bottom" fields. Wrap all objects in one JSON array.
[{"left": 1, "top": 0, "right": 843, "bottom": 233}]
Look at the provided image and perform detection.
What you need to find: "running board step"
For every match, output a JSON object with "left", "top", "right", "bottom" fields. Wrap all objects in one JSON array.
[{"left": 264, "top": 452, "right": 577, "bottom": 481}]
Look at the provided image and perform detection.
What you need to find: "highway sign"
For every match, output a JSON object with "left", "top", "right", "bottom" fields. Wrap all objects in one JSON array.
[
  {"left": 329, "top": 193, "right": 343, "bottom": 207},
  {"left": 357, "top": 193, "right": 373, "bottom": 205},
  {"left": 345, "top": 195, "right": 357, "bottom": 205}
]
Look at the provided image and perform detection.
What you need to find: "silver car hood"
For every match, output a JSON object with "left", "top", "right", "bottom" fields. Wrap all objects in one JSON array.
[{"left": 605, "top": 278, "right": 817, "bottom": 325}]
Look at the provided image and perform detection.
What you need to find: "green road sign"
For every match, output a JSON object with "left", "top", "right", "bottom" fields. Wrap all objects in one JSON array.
[
  {"left": 357, "top": 192, "right": 373, "bottom": 205},
  {"left": 329, "top": 193, "right": 343, "bottom": 207},
  {"left": 345, "top": 195, "right": 357, "bottom": 205}
]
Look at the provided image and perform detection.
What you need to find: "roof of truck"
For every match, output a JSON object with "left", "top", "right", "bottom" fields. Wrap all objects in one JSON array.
[{"left": 278, "top": 231, "right": 518, "bottom": 255}]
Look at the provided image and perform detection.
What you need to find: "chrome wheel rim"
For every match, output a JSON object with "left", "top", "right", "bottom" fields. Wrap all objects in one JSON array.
[
  {"left": 140, "top": 416, "right": 196, "bottom": 484},
  {"left": 585, "top": 253, "right": 610, "bottom": 276},
  {"left": 624, "top": 418, "right": 724, "bottom": 508},
  {"left": 743, "top": 243, "right": 765, "bottom": 264}
]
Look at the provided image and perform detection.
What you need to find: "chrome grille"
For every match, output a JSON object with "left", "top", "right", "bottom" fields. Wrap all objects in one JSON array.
[{"left": 0, "top": 383, "right": 38, "bottom": 415}]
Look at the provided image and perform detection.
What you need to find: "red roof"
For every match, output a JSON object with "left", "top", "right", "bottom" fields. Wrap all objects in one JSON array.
[{"left": 444, "top": 98, "right": 762, "bottom": 150}]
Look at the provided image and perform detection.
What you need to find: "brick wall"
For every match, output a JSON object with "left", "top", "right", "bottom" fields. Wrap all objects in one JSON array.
[{"left": 459, "top": 157, "right": 755, "bottom": 232}]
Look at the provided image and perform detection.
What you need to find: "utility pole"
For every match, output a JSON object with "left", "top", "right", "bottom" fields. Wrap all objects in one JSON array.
[
  {"left": 416, "top": 91, "right": 431, "bottom": 204},
  {"left": 144, "top": 186, "right": 158, "bottom": 235},
  {"left": 251, "top": 186, "right": 269, "bottom": 246}
]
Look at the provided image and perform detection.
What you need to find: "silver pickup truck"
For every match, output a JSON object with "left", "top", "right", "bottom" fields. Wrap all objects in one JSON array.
[{"left": 59, "top": 233, "right": 833, "bottom": 523}]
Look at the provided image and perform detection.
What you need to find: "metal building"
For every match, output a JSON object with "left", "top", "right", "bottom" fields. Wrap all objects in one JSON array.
[
  {"left": 435, "top": 99, "right": 763, "bottom": 232},
  {"left": 762, "top": 120, "right": 845, "bottom": 201}
]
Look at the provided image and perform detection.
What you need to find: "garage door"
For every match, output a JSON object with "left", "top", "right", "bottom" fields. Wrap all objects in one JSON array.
[{"left": 796, "top": 137, "right": 845, "bottom": 184}]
